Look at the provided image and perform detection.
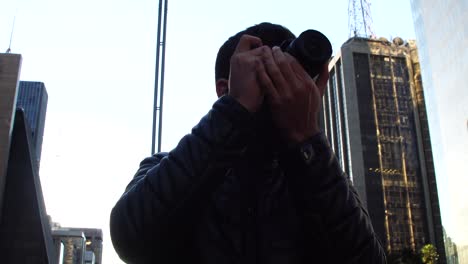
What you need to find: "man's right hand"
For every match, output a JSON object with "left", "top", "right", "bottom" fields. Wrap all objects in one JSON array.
[{"left": 228, "top": 34, "right": 270, "bottom": 113}]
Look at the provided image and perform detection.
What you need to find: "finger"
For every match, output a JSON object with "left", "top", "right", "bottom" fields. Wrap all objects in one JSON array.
[
  {"left": 289, "top": 55, "right": 311, "bottom": 82},
  {"left": 235, "top": 34, "right": 263, "bottom": 53},
  {"left": 285, "top": 52, "right": 315, "bottom": 99},
  {"left": 260, "top": 47, "right": 287, "bottom": 96},
  {"left": 247, "top": 45, "right": 269, "bottom": 57},
  {"left": 316, "top": 63, "right": 330, "bottom": 97},
  {"left": 257, "top": 61, "right": 280, "bottom": 104},
  {"left": 263, "top": 46, "right": 294, "bottom": 96},
  {"left": 272, "top": 47, "right": 298, "bottom": 90},
  {"left": 230, "top": 45, "right": 268, "bottom": 70}
]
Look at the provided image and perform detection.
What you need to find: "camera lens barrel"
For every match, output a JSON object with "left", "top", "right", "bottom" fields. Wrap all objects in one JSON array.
[{"left": 283, "top": 29, "right": 332, "bottom": 78}]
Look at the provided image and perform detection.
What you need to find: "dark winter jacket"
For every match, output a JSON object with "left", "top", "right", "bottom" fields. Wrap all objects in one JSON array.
[{"left": 110, "top": 95, "right": 386, "bottom": 264}]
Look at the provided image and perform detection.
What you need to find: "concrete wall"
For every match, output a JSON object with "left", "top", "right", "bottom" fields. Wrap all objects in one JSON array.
[
  {"left": 0, "top": 53, "right": 22, "bottom": 219},
  {"left": 0, "top": 110, "right": 55, "bottom": 263}
]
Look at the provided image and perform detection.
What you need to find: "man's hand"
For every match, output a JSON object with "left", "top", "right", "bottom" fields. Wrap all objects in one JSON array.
[
  {"left": 259, "top": 46, "right": 330, "bottom": 144},
  {"left": 228, "top": 35, "right": 270, "bottom": 113}
]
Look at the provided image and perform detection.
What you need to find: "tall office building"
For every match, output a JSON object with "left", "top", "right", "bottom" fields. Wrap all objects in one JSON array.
[
  {"left": 410, "top": 1, "right": 468, "bottom": 263},
  {"left": 0, "top": 53, "right": 22, "bottom": 218},
  {"left": 16, "top": 81, "right": 48, "bottom": 168},
  {"left": 323, "top": 37, "right": 445, "bottom": 261}
]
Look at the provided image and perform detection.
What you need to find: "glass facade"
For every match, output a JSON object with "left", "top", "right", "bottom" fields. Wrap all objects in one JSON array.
[
  {"left": 324, "top": 60, "right": 352, "bottom": 178},
  {"left": 410, "top": 1, "right": 468, "bottom": 263},
  {"left": 325, "top": 37, "right": 446, "bottom": 261},
  {"left": 16, "top": 81, "right": 48, "bottom": 168}
]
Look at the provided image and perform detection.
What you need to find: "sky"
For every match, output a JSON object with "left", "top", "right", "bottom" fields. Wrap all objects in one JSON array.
[{"left": 0, "top": 0, "right": 435, "bottom": 262}]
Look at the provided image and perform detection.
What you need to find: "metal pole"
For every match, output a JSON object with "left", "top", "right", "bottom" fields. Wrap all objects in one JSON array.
[
  {"left": 151, "top": 0, "right": 163, "bottom": 154},
  {"left": 157, "top": 0, "right": 168, "bottom": 153}
]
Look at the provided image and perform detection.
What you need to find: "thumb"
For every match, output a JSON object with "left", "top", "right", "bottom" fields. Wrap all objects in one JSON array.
[{"left": 316, "top": 63, "right": 330, "bottom": 97}]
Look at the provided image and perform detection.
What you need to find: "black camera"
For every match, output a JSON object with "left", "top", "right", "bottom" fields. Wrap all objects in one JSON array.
[{"left": 280, "top": 29, "right": 333, "bottom": 79}]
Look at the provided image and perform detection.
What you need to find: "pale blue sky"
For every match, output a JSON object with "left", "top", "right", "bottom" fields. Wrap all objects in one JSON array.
[{"left": 1, "top": 0, "right": 417, "bottom": 262}]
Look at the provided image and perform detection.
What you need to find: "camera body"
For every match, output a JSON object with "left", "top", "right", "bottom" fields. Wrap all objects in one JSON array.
[{"left": 280, "top": 30, "right": 333, "bottom": 79}]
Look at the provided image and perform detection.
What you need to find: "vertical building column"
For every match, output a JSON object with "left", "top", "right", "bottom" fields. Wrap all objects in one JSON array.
[{"left": 0, "top": 53, "right": 22, "bottom": 218}]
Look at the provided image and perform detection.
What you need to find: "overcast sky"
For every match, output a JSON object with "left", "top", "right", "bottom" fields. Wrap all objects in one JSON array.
[{"left": 1, "top": 0, "right": 421, "bottom": 262}]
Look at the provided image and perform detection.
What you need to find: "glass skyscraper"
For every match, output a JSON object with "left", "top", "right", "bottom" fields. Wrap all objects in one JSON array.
[
  {"left": 410, "top": 1, "right": 468, "bottom": 263},
  {"left": 324, "top": 37, "right": 445, "bottom": 262},
  {"left": 16, "top": 81, "right": 48, "bottom": 168}
]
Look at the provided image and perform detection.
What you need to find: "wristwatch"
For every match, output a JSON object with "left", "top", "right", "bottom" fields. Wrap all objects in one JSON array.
[
  {"left": 300, "top": 142, "right": 317, "bottom": 164},
  {"left": 296, "top": 132, "right": 330, "bottom": 165}
]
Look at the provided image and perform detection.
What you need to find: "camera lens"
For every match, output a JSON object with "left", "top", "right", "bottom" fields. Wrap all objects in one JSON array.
[{"left": 284, "top": 30, "right": 332, "bottom": 78}]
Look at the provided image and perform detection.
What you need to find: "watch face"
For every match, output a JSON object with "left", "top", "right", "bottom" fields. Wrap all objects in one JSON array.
[{"left": 301, "top": 144, "right": 316, "bottom": 163}]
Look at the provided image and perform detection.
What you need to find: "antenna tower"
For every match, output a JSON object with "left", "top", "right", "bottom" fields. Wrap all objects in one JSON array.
[
  {"left": 348, "top": 0, "right": 375, "bottom": 38},
  {"left": 6, "top": 15, "right": 16, "bottom": 53}
]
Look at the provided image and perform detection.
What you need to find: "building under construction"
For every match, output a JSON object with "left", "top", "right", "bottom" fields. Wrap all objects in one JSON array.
[{"left": 323, "top": 37, "right": 445, "bottom": 260}]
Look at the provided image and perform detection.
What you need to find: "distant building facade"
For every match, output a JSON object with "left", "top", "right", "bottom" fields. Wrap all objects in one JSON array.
[
  {"left": 323, "top": 37, "right": 445, "bottom": 261},
  {"left": 53, "top": 229, "right": 87, "bottom": 264},
  {"left": 52, "top": 226, "right": 103, "bottom": 264},
  {"left": 444, "top": 228, "right": 459, "bottom": 264},
  {"left": 16, "top": 81, "right": 48, "bottom": 168},
  {"left": 410, "top": 1, "right": 468, "bottom": 263}
]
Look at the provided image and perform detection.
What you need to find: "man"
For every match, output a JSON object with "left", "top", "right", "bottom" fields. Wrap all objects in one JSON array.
[{"left": 110, "top": 22, "right": 386, "bottom": 263}]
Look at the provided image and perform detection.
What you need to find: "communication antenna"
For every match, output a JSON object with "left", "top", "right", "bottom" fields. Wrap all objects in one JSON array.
[
  {"left": 151, "top": 0, "right": 168, "bottom": 154},
  {"left": 348, "top": 0, "right": 376, "bottom": 38},
  {"left": 6, "top": 15, "right": 16, "bottom": 53}
]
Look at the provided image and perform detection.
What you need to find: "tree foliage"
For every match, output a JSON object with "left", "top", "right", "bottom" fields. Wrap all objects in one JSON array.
[{"left": 421, "top": 244, "right": 439, "bottom": 264}]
